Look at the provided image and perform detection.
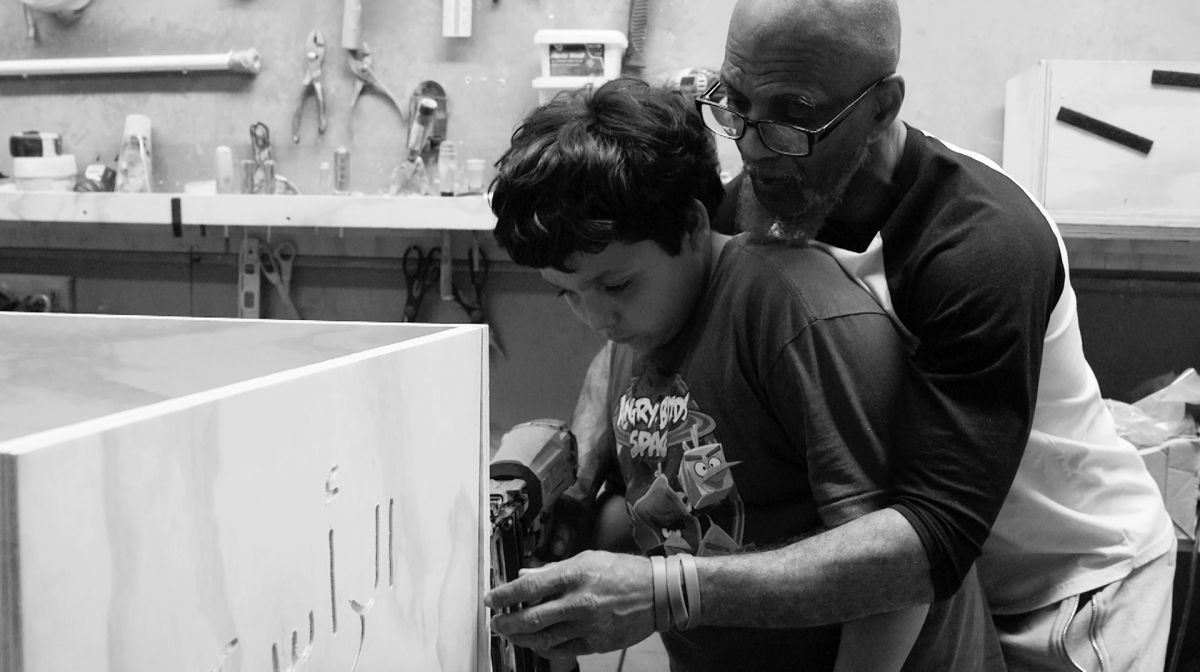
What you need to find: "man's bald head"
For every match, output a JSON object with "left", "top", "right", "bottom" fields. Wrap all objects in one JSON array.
[{"left": 727, "top": 0, "right": 900, "bottom": 86}]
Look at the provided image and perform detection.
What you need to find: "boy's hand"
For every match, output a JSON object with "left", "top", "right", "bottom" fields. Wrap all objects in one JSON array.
[
  {"left": 486, "top": 550, "right": 655, "bottom": 657},
  {"left": 545, "top": 492, "right": 594, "bottom": 560}
]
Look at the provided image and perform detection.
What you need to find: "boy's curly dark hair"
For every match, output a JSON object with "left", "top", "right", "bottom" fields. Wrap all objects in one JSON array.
[{"left": 490, "top": 78, "right": 724, "bottom": 271}]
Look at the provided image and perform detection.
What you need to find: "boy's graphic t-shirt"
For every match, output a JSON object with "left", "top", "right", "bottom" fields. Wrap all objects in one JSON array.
[
  {"left": 604, "top": 236, "right": 1002, "bottom": 672},
  {"left": 614, "top": 364, "right": 743, "bottom": 557}
]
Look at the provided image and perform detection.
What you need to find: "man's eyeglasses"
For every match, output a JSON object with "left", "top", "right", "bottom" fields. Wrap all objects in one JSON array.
[{"left": 695, "top": 75, "right": 892, "bottom": 157}]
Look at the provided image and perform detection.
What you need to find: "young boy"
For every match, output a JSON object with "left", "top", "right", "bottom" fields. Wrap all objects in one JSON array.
[{"left": 486, "top": 78, "right": 1002, "bottom": 671}]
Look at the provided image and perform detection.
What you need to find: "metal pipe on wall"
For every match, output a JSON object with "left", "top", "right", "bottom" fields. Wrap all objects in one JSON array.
[{"left": 0, "top": 48, "right": 261, "bottom": 78}]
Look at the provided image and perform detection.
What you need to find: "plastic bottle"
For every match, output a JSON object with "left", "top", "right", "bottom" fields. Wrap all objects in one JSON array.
[
  {"left": 437, "top": 142, "right": 458, "bottom": 196},
  {"left": 465, "top": 158, "right": 486, "bottom": 194},
  {"left": 115, "top": 114, "right": 152, "bottom": 193},
  {"left": 214, "top": 146, "right": 234, "bottom": 194}
]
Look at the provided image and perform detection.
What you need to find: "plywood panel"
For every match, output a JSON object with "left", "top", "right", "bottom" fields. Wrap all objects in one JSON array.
[
  {"left": 1003, "top": 60, "right": 1200, "bottom": 217},
  {"left": 0, "top": 314, "right": 487, "bottom": 672},
  {"left": 0, "top": 312, "right": 446, "bottom": 441}
]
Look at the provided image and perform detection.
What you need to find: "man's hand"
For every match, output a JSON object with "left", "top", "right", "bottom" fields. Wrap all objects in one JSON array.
[{"left": 485, "top": 550, "right": 655, "bottom": 657}]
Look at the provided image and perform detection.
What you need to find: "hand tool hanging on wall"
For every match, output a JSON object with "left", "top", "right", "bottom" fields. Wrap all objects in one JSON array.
[
  {"left": 292, "top": 30, "right": 328, "bottom": 143},
  {"left": 248, "top": 122, "right": 299, "bottom": 194},
  {"left": 238, "top": 237, "right": 301, "bottom": 319},
  {"left": 401, "top": 244, "right": 441, "bottom": 322},
  {"left": 258, "top": 241, "right": 301, "bottom": 319},
  {"left": 451, "top": 246, "right": 507, "bottom": 358},
  {"left": 342, "top": 0, "right": 407, "bottom": 132},
  {"left": 346, "top": 45, "right": 408, "bottom": 130}
]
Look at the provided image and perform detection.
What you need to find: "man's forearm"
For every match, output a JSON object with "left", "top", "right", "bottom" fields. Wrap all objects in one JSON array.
[{"left": 695, "top": 508, "right": 934, "bottom": 627}]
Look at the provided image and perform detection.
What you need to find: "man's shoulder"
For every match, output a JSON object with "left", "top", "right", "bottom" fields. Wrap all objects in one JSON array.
[
  {"left": 891, "top": 129, "right": 1064, "bottom": 279},
  {"left": 905, "top": 129, "right": 1055, "bottom": 238}
]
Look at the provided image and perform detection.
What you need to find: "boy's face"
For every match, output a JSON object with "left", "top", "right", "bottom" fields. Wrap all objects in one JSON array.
[{"left": 540, "top": 232, "right": 709, "bottom": 353}]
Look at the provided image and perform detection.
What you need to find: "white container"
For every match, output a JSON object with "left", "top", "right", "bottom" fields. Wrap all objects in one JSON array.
[
  {"left": 532, "top": 75, "right": 609, "bottom": 105},
  {"left": 13, "top": 154, "right": 77, "bottom": 191},
  {"left": 534, "top": 29, "right": 627, "bottom": 80}
]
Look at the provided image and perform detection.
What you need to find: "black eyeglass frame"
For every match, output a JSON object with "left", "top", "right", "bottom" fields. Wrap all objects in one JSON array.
[{"left": 694, "top": 74, "right": 894, "bottom": 157}]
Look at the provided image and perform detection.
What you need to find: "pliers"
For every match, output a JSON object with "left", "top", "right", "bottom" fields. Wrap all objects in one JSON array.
[
  {"left": 347, "top": 42, "right": 407, "bottom": 127},
  {"left": 292, "top": 29, "right": 327, "bottom": 143}
]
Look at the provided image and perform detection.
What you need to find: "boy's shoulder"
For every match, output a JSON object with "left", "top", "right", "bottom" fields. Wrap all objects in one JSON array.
[{"left": 715, "top": 236, "right": 887, "bottom": 323}]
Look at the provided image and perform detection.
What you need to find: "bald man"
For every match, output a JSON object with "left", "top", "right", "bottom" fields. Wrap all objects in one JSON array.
[
  {"left": 706, "top": 0, "right": 1175, "bottom": 670},
  {"left": 487, "top": 1, "right": 1176, "bottom": 670}
]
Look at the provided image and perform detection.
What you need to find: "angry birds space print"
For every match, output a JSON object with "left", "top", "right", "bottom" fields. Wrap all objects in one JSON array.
[
  {"left": 679, "top": 442, "right": 740, "bottom": 509},
  {"left": 614, "top": 362, "right": 744, "bottom": 556}
]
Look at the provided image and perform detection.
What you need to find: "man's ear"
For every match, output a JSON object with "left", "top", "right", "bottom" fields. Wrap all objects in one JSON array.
[
  {"left": 868, "top": 74, "right": 906, "bottom": 141},
  {"left": 683, "top": 198, "right": 712, "bottom": 251}
]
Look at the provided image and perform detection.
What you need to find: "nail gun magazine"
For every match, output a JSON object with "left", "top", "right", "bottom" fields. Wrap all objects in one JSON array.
[{"left": 489, "top": 420, "right": 578, "bottom": 672}]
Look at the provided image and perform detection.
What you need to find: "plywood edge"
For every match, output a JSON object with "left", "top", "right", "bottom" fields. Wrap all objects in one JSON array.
[
  {"left": 0, "top": 310, "right": 467, "bottom": 331},
  {"left": 477, "top": 325, "right": 492, "bottom": 672},
  {"left": 0, "top": 453, "right": 22, "bottom": 672},
  {"left": 0, "top": 323, "right": 487, "bottom": 457},
  {"left": 1002, "top": 60, "right": 1050, "bottom": 197}
]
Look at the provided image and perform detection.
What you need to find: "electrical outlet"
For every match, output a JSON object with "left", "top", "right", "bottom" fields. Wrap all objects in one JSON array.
[{"left": 0, "top": 273, "right": 75, "bottom": 312}]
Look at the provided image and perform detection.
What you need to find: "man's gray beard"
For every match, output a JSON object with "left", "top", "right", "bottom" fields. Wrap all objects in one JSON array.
[{"left": 737, "top": 144, "right": 871, "bottom": 247}]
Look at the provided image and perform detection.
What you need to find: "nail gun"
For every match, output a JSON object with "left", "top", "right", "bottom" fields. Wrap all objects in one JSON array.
[{"left": 489, "top": 419, "right": 578, "bottom": 672}]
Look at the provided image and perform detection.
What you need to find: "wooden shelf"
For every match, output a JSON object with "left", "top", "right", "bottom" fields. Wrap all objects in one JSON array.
[
  {"left": 1051, "top": 211, "right": 1200, "bottom": 276},
  {"left": 1, "top": 193, "right": 1197, "bottom": 275},
  {"left": 1053, "top": 210, "right": 1200, "bottom": 241},
  {"left": 0, "top": 191, "right": 496, "bottom": 231}
]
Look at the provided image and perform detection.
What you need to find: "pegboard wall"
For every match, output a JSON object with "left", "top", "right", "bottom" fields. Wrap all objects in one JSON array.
[
  {"left": 3, "top": 0, "right": 1199, "bottom": 194},
  {"left": 0, "top": 0, "right": 734, "bottom": 195}
]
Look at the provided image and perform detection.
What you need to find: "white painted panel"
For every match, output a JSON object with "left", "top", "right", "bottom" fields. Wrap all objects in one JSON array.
[{"left": 1, "top": 314, "right": 487, "bottom": 672}]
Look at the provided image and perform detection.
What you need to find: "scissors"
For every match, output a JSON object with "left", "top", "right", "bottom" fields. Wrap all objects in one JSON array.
[
  {"left": 402, "top": 245, "right": 441, "bottom": 322},
  {"left": 451, "top": 247, "right": 506, "bottom": 358},
  {"left": 258, "top": 241, "right": 301, "bottom": 319}
]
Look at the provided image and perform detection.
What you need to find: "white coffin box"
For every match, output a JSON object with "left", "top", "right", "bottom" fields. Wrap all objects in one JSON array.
[{"left": 0, "top": 313, "right": 489, "bottom": 672}]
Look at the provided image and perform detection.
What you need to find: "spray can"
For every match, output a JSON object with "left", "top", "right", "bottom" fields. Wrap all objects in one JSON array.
[{"left": 333, "top": 147, "right": 350, "bottom": 195}]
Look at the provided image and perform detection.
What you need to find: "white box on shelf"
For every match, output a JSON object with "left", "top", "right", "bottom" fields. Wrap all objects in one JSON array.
[
  {"left": 534, "top": 29, "right": 627, "bottom": 80},
  {"left": 532, "top": 75, "right": 608, "bottom": 105},
  {"left": 0, "top": 313, "right": 489, "bottom": 672}
]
